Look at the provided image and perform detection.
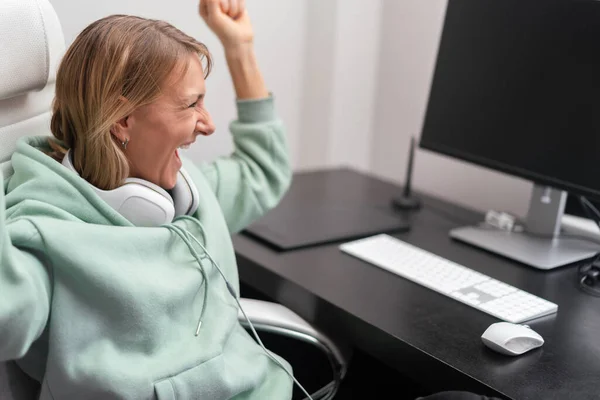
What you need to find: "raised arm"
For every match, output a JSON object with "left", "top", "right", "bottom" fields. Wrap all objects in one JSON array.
[
  {"left": 197, "top": 0, "right": 292, "bottom": 233},
  {"left": 200, "top": 0, "right": 268, "bottom": 100},
  {"left": 0, "top": 170, "right": 51, "bottom": 361}
]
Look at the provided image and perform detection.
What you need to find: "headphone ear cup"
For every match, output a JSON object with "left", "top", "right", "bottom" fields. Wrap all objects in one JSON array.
[
  {"left": 117, "top": 178, "right": 175, "bottom": 226},
  {"left": 61, "top": 149, "right": 177, "bottom": 226},
  {"left": 171, "top": 167, "right": 200, "bottom": 216}
]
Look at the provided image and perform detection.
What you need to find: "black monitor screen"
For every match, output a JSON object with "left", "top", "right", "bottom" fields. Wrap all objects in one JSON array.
[{"left": 419, "top": 0, "right": 600, "bottom": 201}]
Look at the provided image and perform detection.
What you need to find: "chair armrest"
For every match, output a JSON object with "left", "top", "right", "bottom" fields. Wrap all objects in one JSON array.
[{"left": 237, "top": 298, "right": 349, "bottom": 380}]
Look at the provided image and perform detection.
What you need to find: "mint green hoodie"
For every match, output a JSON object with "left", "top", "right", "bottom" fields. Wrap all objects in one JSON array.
[{"left": 0, "top": 96, "right": 293, "bottom": 399}]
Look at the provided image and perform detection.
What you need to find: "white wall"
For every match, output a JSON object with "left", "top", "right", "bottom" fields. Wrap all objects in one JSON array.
[
  {"left": 326, "top": 0, "right": 382, "bottom": 173},
  {"left": 295, "top": 0, "right": 337, "bottom": 170},
  {"left": 295, "top": 0, "right": 382, "bottom": 173},
  {"left": 48, "top": 0, "right": 307, "bottom": 167}
]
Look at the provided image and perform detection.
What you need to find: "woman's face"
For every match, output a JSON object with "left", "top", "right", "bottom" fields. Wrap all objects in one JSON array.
[{"left": 117, "top": 53, "right": 215, "bottom": 189}]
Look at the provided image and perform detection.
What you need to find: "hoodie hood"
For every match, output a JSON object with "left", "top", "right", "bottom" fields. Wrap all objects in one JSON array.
[{"left": 6, "top": 135, "right": 131, "bottom": 226}]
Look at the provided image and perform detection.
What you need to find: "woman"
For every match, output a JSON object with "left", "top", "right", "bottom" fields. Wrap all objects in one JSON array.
[{"left": 1, "top": 0, "right": 296, "bottom": 398}]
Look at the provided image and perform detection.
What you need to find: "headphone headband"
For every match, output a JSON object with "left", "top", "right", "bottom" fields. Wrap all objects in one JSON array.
[{"left": 61, "top": 150, "right": 199, "bottom": 226}]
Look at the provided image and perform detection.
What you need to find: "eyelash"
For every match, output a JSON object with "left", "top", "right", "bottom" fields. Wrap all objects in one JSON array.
[{"left": 189, "top": 98, "right": 203, "bottom": 109}]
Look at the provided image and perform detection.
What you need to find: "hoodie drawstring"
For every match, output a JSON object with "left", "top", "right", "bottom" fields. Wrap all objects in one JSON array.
[
  {"left": 164, "top": 222, "right": 210, "bottom": 336},
  {"left": 165, "top": 216, "right": 238, "bottom": 336},
  {"left": 172, "top": 216, "right": 237, "bottom": 296},
  {"left": 165, "top": 216, "right": 314, "bottom": 400}
]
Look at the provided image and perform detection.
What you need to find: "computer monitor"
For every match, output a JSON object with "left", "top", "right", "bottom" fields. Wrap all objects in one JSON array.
[{"left": 419, "top": 0, "right": 600, "bottom": 270}]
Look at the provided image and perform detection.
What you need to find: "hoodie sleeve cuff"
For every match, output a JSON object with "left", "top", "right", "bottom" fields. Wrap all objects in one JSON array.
[{"left": 236, "top": 94, "right": 276, "bottom": 123}]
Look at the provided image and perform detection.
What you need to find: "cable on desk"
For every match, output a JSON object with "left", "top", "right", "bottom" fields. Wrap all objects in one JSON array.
[
  {"left": 578, "top": 267, "right": 600, "bottom": 297},
  {"left": 574, "top": 197, "right": 600, "bottom": 296},
  {"left": 579, "top": 196, "right": 600, "bottom": 231}
]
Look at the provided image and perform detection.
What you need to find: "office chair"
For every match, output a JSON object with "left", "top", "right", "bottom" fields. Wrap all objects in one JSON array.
[{"left": 0, "top": 1, "right": 349, "bottom": 399}]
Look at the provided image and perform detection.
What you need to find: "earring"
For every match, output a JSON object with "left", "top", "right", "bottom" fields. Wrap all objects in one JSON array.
[{"left": 122, "top": 138, "right": 129, "bottom": 150}]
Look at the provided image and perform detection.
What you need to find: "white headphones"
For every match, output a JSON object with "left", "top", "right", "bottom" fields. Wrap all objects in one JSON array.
[{"left": 62, "top": 149, "right": 199, "bottom": 226}]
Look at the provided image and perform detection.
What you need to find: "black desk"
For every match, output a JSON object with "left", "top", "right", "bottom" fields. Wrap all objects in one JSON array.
[{"left": 232, "top": 168, "right": 600, "bottom": 400}]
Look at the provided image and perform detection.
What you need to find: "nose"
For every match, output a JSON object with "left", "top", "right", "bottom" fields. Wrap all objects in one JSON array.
[{"left": 197, "top": 108, "right": 215, "bottom": 136}]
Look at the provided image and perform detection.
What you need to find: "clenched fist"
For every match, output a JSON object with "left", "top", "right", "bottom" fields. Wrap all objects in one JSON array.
[{"left": 199, "top": 0, "right": 253, "bottom": 49}]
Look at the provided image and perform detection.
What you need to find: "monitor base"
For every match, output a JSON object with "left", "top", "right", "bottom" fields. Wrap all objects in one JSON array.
[{"left": 450, "top": 225, "right": 598, "bottom": 270}]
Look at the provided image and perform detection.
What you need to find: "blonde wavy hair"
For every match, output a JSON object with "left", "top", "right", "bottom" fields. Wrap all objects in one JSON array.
[{"left": 49, "top": 15, "right": 212, "bottom": 190}]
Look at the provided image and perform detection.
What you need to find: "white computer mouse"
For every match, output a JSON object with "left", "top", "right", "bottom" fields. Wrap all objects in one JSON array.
[{"left": 481, "top": 322, "right": 544, "bottom": 356}]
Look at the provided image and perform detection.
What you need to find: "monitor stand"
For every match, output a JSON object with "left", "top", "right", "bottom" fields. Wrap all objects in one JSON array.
[{"left": 450, "top": 184, "right": 598, "bottom": 270}]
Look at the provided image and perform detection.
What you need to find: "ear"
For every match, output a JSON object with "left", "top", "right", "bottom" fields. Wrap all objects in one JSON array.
[{"left": 110, "top": 116, "right": 131, "bottom": 144}]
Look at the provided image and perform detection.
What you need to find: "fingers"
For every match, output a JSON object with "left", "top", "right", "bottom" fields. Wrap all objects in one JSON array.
[
  {"left": 237, "top": 0, "right": 245, "bottom": 19},
  {"left": 199, "top": 0, "right": 207, "bottom": 18},
  {"left": 220, "top": 0, "right": 229, "bottom": 14},
  {"left": 220, "top": 0, "right": 244, "bottom": 19},
  {"left": 200, "top": 0, "right": 220, "bottom": 18},
  {"left": 229, "top": 0, "right": 239, "bottom": 18},
  {"left": 200, "top": 0, "right": 247, "bottom": 26}
]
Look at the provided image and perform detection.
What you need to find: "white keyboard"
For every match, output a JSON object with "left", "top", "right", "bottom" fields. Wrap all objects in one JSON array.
[{"left": 339, "top": 234, "right": 558, "bottom": 323}]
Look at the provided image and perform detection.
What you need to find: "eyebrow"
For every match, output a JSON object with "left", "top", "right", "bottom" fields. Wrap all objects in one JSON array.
[
  {"left": 174, "top": 91, "right": 204, "bottom": 105},
  {"left": 186, "top": 93, "right": 205, "bottom": 102}
]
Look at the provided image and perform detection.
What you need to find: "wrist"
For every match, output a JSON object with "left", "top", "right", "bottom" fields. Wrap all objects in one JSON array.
[
  {"left": 224, "top": 44, "right": 269, "bottom": 99},
  {"left": 224, "top": 42, "right": 255, "bottom": 60}
]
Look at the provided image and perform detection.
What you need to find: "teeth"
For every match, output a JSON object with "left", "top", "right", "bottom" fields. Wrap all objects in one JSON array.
[{"left": 178, "top": 144, "right": 191, "bottom": 150}]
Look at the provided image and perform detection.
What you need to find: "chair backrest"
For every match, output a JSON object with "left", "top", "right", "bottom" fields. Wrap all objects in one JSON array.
[
  {"left": 0, "top": 0, "right": 65, "bottom": 179},
  {"left": 1, "top": 1, "right": 65, "bottom": 397}
]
